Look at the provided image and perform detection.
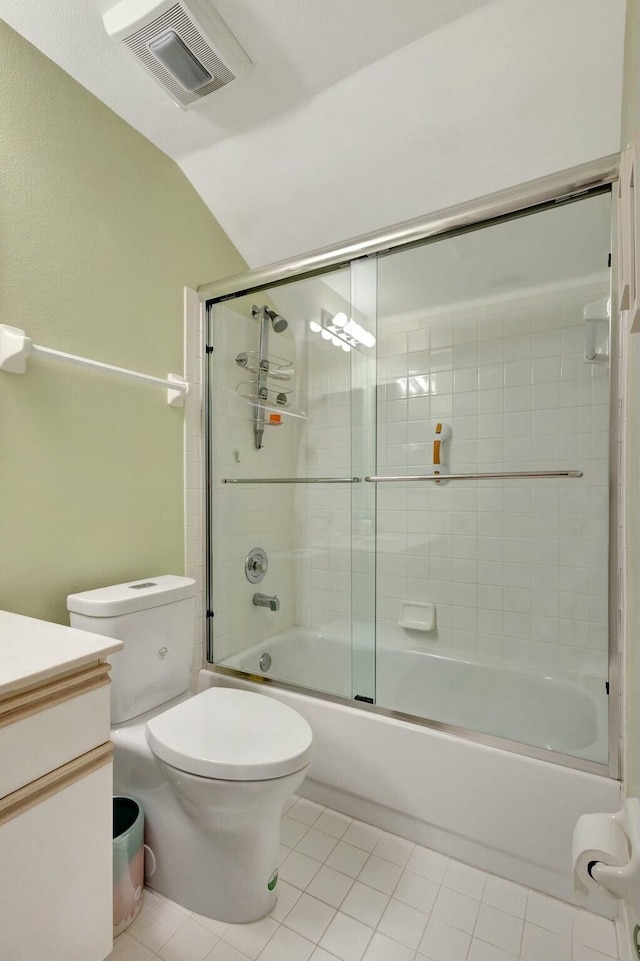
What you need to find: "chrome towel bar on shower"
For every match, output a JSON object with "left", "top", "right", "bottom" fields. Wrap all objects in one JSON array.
[
  {"left": 222, "top": 476, "right": 362, "bottom": 484},
  {"left": 364, "top": 470, "right": 583, "bottom": 482},
  {"left": 221, "top": 471, "right": 583, "bottom": 484}
]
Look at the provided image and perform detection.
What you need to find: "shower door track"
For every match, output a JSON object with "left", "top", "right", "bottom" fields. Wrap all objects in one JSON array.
[
  {"left": 203, "top": 152, "right": 622, "bottom": 780},
  {"left": 199, "top": 154, "right": 618, "bottom": 301}
]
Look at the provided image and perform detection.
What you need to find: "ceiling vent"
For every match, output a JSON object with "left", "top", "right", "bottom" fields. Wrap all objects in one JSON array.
[{"left": 103, "top": 0, "right": 252, "bottom": 109}]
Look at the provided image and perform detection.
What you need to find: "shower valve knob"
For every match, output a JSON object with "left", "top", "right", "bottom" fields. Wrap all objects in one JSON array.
[{"left": 245, "top": 547, "right": 268, "bottom": 584}]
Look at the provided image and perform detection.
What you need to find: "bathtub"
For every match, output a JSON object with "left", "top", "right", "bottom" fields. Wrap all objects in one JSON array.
[
  {"left": 207, "top": 631, "right": 620, "bottom": 915},
  {"left": 220, "top": 628, "right": 608, "bottom": 761}
]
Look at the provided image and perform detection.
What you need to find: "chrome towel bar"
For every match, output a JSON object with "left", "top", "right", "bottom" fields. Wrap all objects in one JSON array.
[
  {"left": 222, "top": 476, "right": 362, "bottom": 484},
  {"left": 364, "top": 470, "right": 583, "bottom": 482},
  {"left": 221, "top": 471, "right": 582, "bottom": 484}
]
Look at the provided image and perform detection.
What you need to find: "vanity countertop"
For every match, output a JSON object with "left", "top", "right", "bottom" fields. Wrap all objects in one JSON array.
[{"left": 0, "top": 610, "right": 122, "bottom": 697}]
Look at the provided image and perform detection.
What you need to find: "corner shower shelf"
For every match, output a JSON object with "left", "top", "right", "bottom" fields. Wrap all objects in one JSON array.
[{"left": 235, "top": 351, "right": 293, "bottom": 381}]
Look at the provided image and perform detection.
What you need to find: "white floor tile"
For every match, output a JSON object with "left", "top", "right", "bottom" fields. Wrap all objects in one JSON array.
[
  {"left": 377, "top": 897, "right": 429, "bottom": 949},
  {"left": 157, "top": 894, "right": 192, "bottom": 916},
  {"left": 443, "top": 860, "right": 487, "bottom": 900},
  {"left": 371, "top": 833, "right": 414, "bottom": 868},
  {"left": 191, "top": 914, "right": 230, "bottom": 940},
  {"left": 406, "top": 846, "right": 450, "bottom": 883},
  {"left": 296, "top": 828, "right": 339, "bottom": 862},
  {"left": 468, "top": 937, "right": 517, "bottom": 961},
  {"left": 281, "top": 816, "right": 311, "bottom": 848},
  {"left": 325, "top": 842, "right": 370, "bottom": 879},
  {"left": 157, "top": 918, "right": 219, "bottom": 961},
  {"left": 357, "top": 855, "right": 403, "bottom": 895},
  {"left": 129, "top": 900, "right": 188, "bottom": 953},
  {"left": 157, "top": 893, "right": 192, "bottom": 916},
  {"left": 341, "top": 821, "right": 383, "bottom": 853},
  {"left": 526, "top": 891, "right": 575, "bottom": 939},
  {"left": 108, "top": 933, "right": 155, "bottom": 961},
  {"left": 319, "top": 912, "right": 374, "bottom": 961},
  {"left": 270, "top": 881, "right": 303, "bottom": 923},
  {"left": 282, "top": 795, "right": 298, "bottom": 815},
  {"left": 280, "top": 851, "right": 323, "bottom": 889},
  {"left": 306, "top": 865, "right": 355, "bottom": 909},
  {"left": 256, "top": 925, "right": 314, "bottom": 961},
  {"left": 222, "top": 917, "right": 279, "bottom": 961},
  {"left": 393, "top": 870, "right": 439, "bottom": 915},
  {"left": 283, "top": 893, "right": 336, "bottom": 942},
  {"left": 138, "top": 889, "right": 161, "bottom": 919},
  {"left": 309, "top": 949, "right": 342, "bottom": 961},
  {"left": 280, "top": 843, "right": 293, "bottom": 865},
  {"left": 431, "top": 885, "right": 480, "bottom": 934},
  {"left": 473, "top": 904, "right": 524, "bottom": 956},
  {"left": 482, "top": 876, "right": 528, "bottom": 919},
  {"left": 572, "top": 946, "right": 617, "bottom": 961},
  {"left": 520, "top": 922, "right": 572, "bottom": 961},
  {"left": 418, "top": 917, "right": 472, "bottom": 961},
  {"left": 205, "top": 942, "right": 252, "bottom": 961},
  {"left": 131, "top": 806, "right": 621, "bottom": 961},
  {"left": 288, "top": 799, "right": 325, "bottom": 826},
  {"left": 314, "top": 811, "right": 353, "bottom": 839},
  {"left": 340, "top": 882, "right": 389, "bottom": 927},
  {"left": 572, "top": 911, "right": 618, "bottom": 958},
  {"left": 361, "top": 931, "right": 415, "bottom": 961}
]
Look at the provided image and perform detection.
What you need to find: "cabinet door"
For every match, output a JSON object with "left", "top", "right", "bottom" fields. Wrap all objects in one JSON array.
[
  {"left": 0, "top": 680, "right": 111, "bottom": 798},
  {"left": 0, "top": 762, "right": 113, "bottom": 961}
]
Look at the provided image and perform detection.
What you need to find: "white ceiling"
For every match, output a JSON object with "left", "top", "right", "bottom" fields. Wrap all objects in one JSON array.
[
  {"left": 0, "top": 0, "right": 493, "bottom": 156},
  {"left": 0, "top": 0, "right": 627, "bottom": 272}
]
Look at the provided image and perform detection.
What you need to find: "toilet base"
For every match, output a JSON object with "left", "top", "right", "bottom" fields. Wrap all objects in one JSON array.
[{"left": 111, "top": 713, "right": 308, "bottom": 922}]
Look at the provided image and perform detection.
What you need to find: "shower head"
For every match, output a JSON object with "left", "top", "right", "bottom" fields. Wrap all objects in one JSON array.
[{"left": 264, "top": 306, "right": 288, "bottom": 333}]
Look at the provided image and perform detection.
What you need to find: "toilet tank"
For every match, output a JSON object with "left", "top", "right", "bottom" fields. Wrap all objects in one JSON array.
[{"left": 67, "top": 575, "right": 196, "bottom": 724}]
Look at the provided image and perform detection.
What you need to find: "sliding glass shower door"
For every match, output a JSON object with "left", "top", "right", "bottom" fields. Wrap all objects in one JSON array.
[
  {"left": 372, "top": 191, "right": 613, "bottom": 764},
  {"left": 206, "top": 184, "right": 615, "bottom": 769},
  {"left": 206, "top": 263, "right": 377, "bottom": 702}
]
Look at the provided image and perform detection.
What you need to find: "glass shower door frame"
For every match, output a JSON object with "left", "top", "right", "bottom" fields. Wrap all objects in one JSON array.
[{"left": 203, "top": 154, "right": 621, "bottom": 780}]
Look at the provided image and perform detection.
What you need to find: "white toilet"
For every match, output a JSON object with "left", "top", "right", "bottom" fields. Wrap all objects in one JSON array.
[{"left": 67, "top": 575, "right": 313, "bottom": 922}]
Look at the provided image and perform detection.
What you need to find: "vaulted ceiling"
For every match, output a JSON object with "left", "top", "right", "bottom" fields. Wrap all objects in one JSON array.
[{"left": 0, "top": 0, "right": 627, "bottom": 272}]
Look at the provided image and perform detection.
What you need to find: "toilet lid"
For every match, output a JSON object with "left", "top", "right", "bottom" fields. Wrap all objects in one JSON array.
[{"left": 146, "top": 688, "right": 313, "bottom": 781}]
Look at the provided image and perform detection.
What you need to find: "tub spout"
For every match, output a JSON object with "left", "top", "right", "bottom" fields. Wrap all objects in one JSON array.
[{"left": 253, "top": 592, "right": 280, "bottom": 612}]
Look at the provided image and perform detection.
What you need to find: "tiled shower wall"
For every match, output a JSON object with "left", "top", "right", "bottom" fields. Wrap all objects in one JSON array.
[
  {"left": 207, "top": 302, "right": 298, "bottom": 662},
  {"left": 376, "top": 277, "right": 611, "bottom": 690},
  {"left": 293, "top": 337, "right": 353, "bottom": 637},
  {"left": 198, "top": 275, "right": 611, "bottom": 697}
]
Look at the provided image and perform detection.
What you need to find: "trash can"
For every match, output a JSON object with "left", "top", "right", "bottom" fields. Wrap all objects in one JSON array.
[{"left": 113, "top": 796, "right": 145, "bottom": 937}]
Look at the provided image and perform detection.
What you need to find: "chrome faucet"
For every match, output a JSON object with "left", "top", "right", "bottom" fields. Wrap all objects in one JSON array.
[{"left": 253, "top": 592, "right": 280, "bottom": 612}]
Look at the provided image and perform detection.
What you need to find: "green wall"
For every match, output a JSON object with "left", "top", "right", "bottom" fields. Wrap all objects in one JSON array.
[
  {"left": 0, "top": 22, "right": 244, "bottom": 625},
  {"left": 621, "top": 0, "right": 640, "bottom": 798}
]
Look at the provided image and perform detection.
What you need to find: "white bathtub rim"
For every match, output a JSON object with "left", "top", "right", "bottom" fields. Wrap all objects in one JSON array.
[
  {"left": 219, "top": 630, "right": 608, "bottom": 766},
  {"left": 207, "top": 661, "right": 610, "bottom": 777}
]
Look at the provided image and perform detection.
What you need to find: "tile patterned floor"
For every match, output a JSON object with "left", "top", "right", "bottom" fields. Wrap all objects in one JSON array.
[{"left": 109, "top": 797, "right": 621, "bottom": 961}]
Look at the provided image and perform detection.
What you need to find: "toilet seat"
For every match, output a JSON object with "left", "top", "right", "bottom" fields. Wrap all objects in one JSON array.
[{"left": 146, "top": 688, "right": 313, "bottom": 781}]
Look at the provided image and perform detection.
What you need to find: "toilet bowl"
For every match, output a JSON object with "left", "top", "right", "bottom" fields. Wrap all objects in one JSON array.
[{"left": 67, "top": 576, "right": 313, "bottom": 922}]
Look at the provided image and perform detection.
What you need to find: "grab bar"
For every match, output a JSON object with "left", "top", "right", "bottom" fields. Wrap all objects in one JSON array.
[
  {"left": 222, "top": 476, "right": 362, "bottom": 484},
  {"left": 364, "top": 470, "right": 583, "bottom": 482}
]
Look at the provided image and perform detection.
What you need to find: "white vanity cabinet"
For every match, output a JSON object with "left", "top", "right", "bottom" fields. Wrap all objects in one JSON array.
[{"left": 0, "top": 611, "right": 123, "bottom": 961}]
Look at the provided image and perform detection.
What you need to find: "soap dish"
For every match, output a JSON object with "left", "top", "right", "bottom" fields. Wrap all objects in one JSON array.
[{"left": 398, "top": 601, "right": 435, "bottom": 632}]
